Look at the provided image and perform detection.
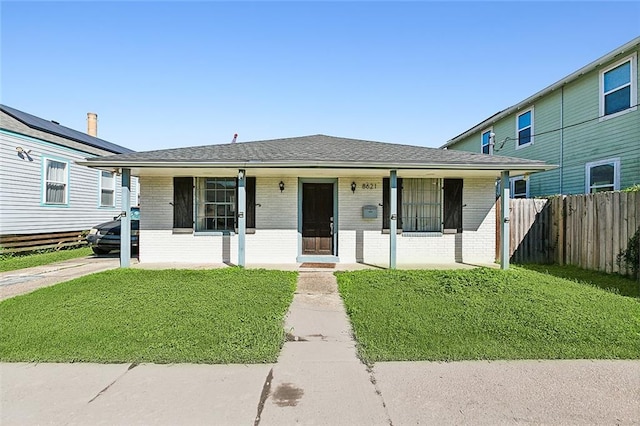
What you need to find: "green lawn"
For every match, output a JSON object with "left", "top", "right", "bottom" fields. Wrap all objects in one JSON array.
[
  {"left": 337, "top": 267, "right": 640, "bottom": 363},
  {"left": 519, "top": 264, "right": 639, "bottom": 298},
  {"left": 0, "top": 268, "right": 297, "bottom": 364},
  {"left": 0, "top": 247, "right": 93, "bottom": 272}
]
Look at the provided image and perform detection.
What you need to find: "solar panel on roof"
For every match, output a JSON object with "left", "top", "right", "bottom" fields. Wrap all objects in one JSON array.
[{"left": 0, "top": 104, "right": 134, "bottom": 154}]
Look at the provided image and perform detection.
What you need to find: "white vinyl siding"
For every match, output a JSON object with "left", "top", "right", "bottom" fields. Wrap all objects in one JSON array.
[
  {"left": 43, "top": 157, "right": 69, "bottom": 205},
  {"left": 0, "top": 129, "right": 139, "bottom": 235},
  {"left": 600, "top": 53, "right": 637, "bottom": 119},
  {"left": 99, "top": 171, "right": 116, "bottom": 207},
  {"left": 516, "top": 108, "right": 534, "bottom": 149},
  {"left": 585, "top": 158, "right": 620, "bottom": 193}
]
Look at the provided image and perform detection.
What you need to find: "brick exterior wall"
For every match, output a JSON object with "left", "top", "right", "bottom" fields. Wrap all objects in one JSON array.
[
  {"left": 461, "top": 177, "right": 497, "bottom": 264},
  {"left": 138, "top": 175, "right": 496, "bottom": 265}
]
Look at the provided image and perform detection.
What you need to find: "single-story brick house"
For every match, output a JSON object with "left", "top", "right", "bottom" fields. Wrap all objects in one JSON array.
[{"left": 79, "top": 135, "right": 553, "bottom": 268}]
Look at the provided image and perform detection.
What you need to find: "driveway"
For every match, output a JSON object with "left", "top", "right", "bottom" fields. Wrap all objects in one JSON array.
[{"left": 0, "top": 256, "right": 120, "bottom": 300}]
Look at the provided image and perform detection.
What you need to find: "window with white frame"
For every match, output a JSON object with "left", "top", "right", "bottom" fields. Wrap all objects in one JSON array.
[
  {"left": 100, "top": 171, "right": 115, "bottom": 207},
  {"left": 600, "top": 54, "right": 637, "bottom": 118},
  {"left": 586, "top": 159, "right": 620, "bottom": 193},
  {"left": 43, "top": 158, "right": 68, "bottom": 204},
  {"left": 195, "top": 177, "right": 236, "bottom": 232},
  {"left": 481, "top": 129, "right": 493, "bottom": 154},
  {"left": 516, "top": 109, "right": 533, "bottom": 148},
  {"left": 401, "top": 178, "right": 441, "bottom": 232},
  {"left": 510, "top": 176, "right": 529, "bottom": 199}
]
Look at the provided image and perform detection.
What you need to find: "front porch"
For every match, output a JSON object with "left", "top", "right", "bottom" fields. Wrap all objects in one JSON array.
[
  {"left": 78, "top": 135, "right": 552, "bottom": 270},
  {"left": 134, "top": 173, "right": 503, "bottom": 268}
]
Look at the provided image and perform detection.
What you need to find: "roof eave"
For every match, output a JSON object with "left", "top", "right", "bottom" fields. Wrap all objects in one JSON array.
[
  {"left": 77, "top": 159, "right": 555, "bottom": 172},
  {"left": 441, "top": 36, "right": 640, "bottom": 148}
]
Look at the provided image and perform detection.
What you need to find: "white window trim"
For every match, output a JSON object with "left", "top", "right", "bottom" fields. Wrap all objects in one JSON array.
[
  {"left": 515, "top": 107, "right": 534, "bottom": 150},
  {"left": 510, "top": 176, "right": 529, "bottom": 199},
  {"left": 481, "top": 127, "right": 494, "bottom": 155},
  {"left": 194, "top": 177, "right": 237, "bottom": 233},
  {"left": 585, "top": 158, "right": 620, "bottom": 193},
  {"left": 42, "top": 157, "right": 70, "bottom": 205},
  {"left": 599, "top": 52, "right": 637, "bottom": 121},
  {"left": 99, "top": 170, "right": 116, "bottom": 207}
]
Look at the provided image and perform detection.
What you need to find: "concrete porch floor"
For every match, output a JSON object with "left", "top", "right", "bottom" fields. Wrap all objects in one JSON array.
[{"left": 131, "top": 261, "right": 499, "bottom": 271}]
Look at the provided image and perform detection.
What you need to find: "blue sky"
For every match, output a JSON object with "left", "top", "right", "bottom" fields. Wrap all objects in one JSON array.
[{"left": 2, "top": 1, "right": 639, "bottom": 151}]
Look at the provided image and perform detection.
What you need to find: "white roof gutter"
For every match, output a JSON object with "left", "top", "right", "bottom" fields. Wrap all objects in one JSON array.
[
  {"left": 77, "top": 159, "right": 556, "bottom": 172},
  {"left": 441, "top": 36, "right": 640, "bottom": 148}
]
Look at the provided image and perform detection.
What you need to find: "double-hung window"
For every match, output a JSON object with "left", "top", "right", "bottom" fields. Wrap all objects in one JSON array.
[
  {"left": 189, "top": 177, "right": 256, "bottom": 232},
  {"left": 600, "top": 54, "right": 637, "bottom": 118},
  {"left": 43, "top": 158, "right": 68, "bottom": 205},
  {"left": 516, "top": 108, "right": 533, "bottom": 148},
  {"left": 100, "top": 171, "right": 115, "bottom": 207},
  {"left": 195, "top": 178, "right": 236, "bottom": 232},
  {"left": 481, "top": 129, "right": 493, "bottom": 154},
  {"left": 510, "top": 176, "right": 529, "bottom": 199},
  {"left": 585, "top": 158, "right": 620, "bottom": 193}
]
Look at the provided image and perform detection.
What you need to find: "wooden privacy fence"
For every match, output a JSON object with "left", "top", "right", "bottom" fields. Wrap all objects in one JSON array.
[
  {"left": 0, "top": 230, "right": 88, "bottom": 254},
  {"left": 496, "top": 191, "right": 640, "bottom": 275}
]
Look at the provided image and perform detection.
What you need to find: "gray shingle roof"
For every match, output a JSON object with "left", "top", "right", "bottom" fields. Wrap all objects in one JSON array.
[
  {"left": 85, "top": 134, "right": 549, "bottom": 168},
  {"left": 1, "top": 104, "right": 134, "bottom": 154}
]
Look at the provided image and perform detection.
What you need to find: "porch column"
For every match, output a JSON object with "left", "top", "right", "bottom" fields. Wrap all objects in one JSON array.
[
  {"left": 237, "top": 169, "right": 246, "bottom": 267},
  {"left": 389, "top": 169, "right": 397, "bottom": 269},
  {"left": 500, "top": 171, "right": 510, "bottom": 270},
  {"left": 120, "top": 168, "right": 131, "bottom": 268}
]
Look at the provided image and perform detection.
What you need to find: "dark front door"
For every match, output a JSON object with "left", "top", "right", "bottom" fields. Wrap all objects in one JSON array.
[
  {"left": 443, "top": 179, "right": 463, "bottom": 233},
  {"left": 302, "top": 183, "right": 334, "bottom": 255},
  {"left": 173, "top": 177, "right": 193, "bottom": 228}
]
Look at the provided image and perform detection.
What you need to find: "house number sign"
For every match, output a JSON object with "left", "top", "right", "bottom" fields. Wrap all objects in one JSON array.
[{"left": 361, "top": 183, "right": 377, "bottom": 190}]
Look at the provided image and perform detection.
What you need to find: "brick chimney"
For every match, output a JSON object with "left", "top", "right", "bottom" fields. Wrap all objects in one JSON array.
[{"left": 87, "top": 112, "right": 98, "bottom": 137}]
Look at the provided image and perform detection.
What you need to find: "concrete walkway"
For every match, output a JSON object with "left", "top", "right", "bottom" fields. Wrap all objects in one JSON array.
[
  {"left": 1, "top": 270, "right": 639, "bottom": 425},
  {"left": 257, "top": 271, "right": 390, "bottom": 424},
  {"left": 0, "top": 256, "right": 120, "bottom": 301}
]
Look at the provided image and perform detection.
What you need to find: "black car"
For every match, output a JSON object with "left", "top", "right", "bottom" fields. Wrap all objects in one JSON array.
[{"left": 86, "top": 207, "right": 140, "bottom": 255}]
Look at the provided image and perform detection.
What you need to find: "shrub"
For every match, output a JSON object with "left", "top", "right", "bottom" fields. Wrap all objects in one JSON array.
[{"left": 617, "top": 228, "right": 640, "bottom": 278}]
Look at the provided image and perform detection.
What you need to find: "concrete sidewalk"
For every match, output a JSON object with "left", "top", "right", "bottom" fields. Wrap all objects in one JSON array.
[
  {"left": 2, "top": 271, "right": 639, "bottom": 425},
  {"left": 2, "top": 360, "right": 638, "bottom": 425},
  {"left": 0, "top": 362, "right": 272, "bottom": 425}
]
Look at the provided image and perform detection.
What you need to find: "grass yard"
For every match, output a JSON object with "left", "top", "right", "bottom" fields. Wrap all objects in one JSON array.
[
  {"left": 337, "top": 267, "right": 640, "bottom": 363},
  {"left": 0, "top": 268, "right": 297, "bottom": 364},
  {"left": 519, "top": 263, "right": 639, "bottom": 299},
  {"left": 0, "top": 247, "right": 93, "bottom": 272}
]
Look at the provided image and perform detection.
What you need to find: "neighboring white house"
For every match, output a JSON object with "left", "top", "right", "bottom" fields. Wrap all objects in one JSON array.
[
  {"left": 0, "top": 104, "right": 138, "bottom": 241},
  {"left": 80, "top": 135, "right": 552, "bottom": 268}
]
